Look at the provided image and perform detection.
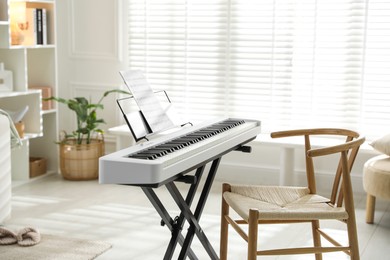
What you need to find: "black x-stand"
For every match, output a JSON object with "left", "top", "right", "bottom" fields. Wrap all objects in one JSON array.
[{"left": 138, "top": 143, "right": 252, "bottom": 260}]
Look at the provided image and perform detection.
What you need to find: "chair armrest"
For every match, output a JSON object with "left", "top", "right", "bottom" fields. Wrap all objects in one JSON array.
[
  {"left": 307, "top": 136, "right": 365, "bottom": 157},
  {"left": 271, "top": 128, "right": 359, "bottom": 139}
]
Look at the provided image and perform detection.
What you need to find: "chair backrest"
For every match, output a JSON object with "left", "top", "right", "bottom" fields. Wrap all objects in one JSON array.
[{"left": 271, "top": 129, "right": 365, "bottom": 207}]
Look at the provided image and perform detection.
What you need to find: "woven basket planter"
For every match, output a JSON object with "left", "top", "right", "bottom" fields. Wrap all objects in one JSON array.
[{"left": 59, "top": 138, "right": 105, "bottom": 180}]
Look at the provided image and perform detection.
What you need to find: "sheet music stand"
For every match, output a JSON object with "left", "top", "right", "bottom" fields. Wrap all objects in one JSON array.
[
  {"left": 117, "top": 90, "right": 191, "bottom": 142},
  {"left": 116, "top": 90, "right": 173, "bottom": 142}
]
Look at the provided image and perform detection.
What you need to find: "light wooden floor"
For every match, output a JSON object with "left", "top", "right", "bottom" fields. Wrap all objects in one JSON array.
[{"left": 4, "top": 173, "right": 390, "bottom": 259}]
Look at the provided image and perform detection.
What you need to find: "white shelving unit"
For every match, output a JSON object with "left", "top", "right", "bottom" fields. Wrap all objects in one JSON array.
[{"left": 0, "top": 0, "right": 58, "bottom": 181}]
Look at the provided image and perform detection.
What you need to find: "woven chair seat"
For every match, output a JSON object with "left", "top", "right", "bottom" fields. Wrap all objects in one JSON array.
[{"left": 223, "top": 185, "right": 348, "bottom": 221}]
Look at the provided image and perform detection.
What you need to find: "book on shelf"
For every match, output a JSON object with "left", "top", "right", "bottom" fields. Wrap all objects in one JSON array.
[
  {"left": 42, "top": 9, "right": 47, "bottom": 45},
  {"left": 36, "top": 8, "right": 48, "bottom": 45},
  {"left": 11, "top": 7, "right": 47, "bottom": 46},
  {"left": 36, "top": 8, "right": 43, "bottom": 44}
]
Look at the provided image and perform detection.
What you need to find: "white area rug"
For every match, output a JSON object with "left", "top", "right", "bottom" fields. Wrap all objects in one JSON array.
[{"left": 0, "top": 234, "right": 111, "bottom": 260}]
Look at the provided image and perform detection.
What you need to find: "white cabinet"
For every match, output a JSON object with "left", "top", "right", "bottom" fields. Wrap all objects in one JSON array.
[
  {"left": 0, "top": 0, "right": 57, "bottom": 181},
  {"left": 0, "top": 115, "right": 11, "bottom": 222}
]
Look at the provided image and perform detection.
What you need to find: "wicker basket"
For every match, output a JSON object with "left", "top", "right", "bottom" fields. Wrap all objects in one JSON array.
[{"left": 59, "top": 138, "right": 105, "bottom": 180}]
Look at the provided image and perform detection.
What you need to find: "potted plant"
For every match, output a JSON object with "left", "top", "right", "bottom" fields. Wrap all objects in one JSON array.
[{"left": 45, "top": 89, "right": 130, "bottom": 180}]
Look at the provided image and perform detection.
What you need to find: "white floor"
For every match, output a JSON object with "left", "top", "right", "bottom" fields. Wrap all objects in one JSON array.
[{"left": 3, "top": 173, "right": 390, "bottom": 260}]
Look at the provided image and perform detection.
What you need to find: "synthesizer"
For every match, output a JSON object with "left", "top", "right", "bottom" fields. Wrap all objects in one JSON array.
[{"left": 99, "top": 118, "right": 261, "bottom": 186}]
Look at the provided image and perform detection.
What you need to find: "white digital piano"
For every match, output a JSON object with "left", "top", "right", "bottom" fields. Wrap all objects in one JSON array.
[
  {"left": 99, "top": 70, "right": 261, "bottom": 260},
  {"left": 99, "top": 117, "right": 261, "bottom": 187}
]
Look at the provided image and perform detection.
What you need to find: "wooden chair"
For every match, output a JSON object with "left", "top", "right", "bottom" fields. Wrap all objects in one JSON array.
[{"left": 220, "top": 129, "right": 365, "bottom": 260}]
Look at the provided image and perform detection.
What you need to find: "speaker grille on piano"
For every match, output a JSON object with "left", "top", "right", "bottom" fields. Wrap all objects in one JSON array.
[{"left": 128, "top": 119, "right": 245, "bottom": 160}]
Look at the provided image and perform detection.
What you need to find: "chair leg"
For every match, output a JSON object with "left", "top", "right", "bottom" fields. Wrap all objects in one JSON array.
[
  {"left": 311, "top": 220, "right": 322, "bottom": 260},
  {"left": 347, "top": 213, "right": 360, "bottom": 260},
  {"left": 366, "top": 194, "right": 376, "bottom": 224},
  {"left": 220, "top": 183, "right": 231, "bottom": 260},
  {"left": 248, "top": 209, "right": 258, "bottom": 260}
]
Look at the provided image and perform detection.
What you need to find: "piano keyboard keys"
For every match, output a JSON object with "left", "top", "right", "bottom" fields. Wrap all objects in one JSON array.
[{"left": 128, "top": 119, "right": 245, "bottom": 160}]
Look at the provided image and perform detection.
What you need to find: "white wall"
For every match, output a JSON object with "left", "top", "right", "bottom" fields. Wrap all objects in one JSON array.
[
  {"left": 56, "top": 1, "right": 379, "bottom": 195},
  {"left": 56, "top": 0, "right": 128, "bottom": 152}
]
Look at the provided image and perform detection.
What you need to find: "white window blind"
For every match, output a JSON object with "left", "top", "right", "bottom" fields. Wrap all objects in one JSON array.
[
  {"left": 127, "top": 0, "right": 390, "bottom": 139},
  {"left": 363, "top": 0, "right": 390, "bottom": 137}
]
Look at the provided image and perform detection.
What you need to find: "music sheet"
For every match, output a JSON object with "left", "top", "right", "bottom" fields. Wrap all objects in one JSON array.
[{"left": 119, "top": 70, "right": 175, "bottom": 133}]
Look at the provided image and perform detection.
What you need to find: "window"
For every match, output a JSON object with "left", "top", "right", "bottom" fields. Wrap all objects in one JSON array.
[{"left": 127, "top": 0, "right": 390, "bottom": 139}]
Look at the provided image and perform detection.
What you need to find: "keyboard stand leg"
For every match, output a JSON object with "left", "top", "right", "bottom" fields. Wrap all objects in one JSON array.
[
  {"left": 142, "top": 185, "right": 199, "bottom": 260},
  {"left": 166, "top": 157, "right": 221, "bottom": 260},
  {"left": 165, "top": 166, "right": 205, "bottom": 260},
  {"left": 179, "top": 158, "right": 220, "bottom": 259}
]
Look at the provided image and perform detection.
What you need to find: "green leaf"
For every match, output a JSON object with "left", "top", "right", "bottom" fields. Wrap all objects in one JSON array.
[{"left": 48, "top": 89, "right": 131, "bottom": 143}]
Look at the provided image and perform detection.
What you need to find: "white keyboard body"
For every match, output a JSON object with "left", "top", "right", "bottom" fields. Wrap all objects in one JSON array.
[{"left": 99, "top": 118, "right": 261, "bottom": 186}]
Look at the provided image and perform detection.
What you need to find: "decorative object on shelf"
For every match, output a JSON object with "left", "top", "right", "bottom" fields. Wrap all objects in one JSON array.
[
  {"left": 45, "top": 89, "right": 130, "bottom": 180},
  {"left": 6, "top": 105, "right": 29, "bottom": 123},
  {"left": 14, "top": 121, "right": 25, "bottom": 139},
  {"left": 0, "top": 109, "right": 22, "bottom": 148},
  {"left": 9, "top": 2, "right": 27, "bottom": 45},
  {"left": 29, "top": 86, "right": 53, "bottom": 110},
  {"left": 10, "top": 22, "right": 22, "bottom": 45},
  {"left": 3, "top": 106, "right": 29, "bottom": 138},
  {"left": 0, "top": 63, "right": 13, "bottom": 92}
]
